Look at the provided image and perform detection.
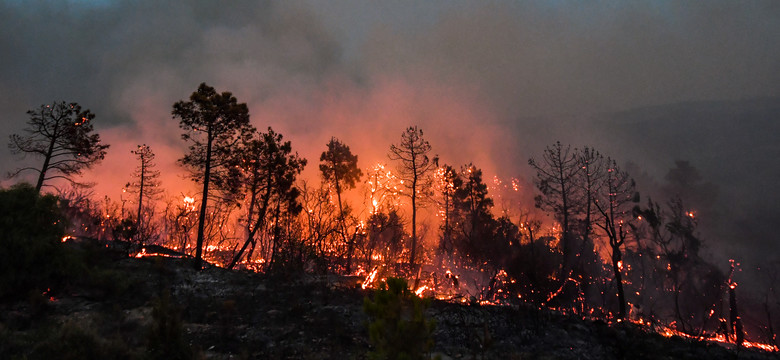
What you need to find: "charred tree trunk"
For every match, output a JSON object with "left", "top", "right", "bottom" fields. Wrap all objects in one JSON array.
[
  {"left": 136, "top": 152, "right": 145, "bottom": 244},
  {"left": 611, "top": 249, "right": 626, "bottom": 319},
  {"left": 730, "top": 284, "right": 745, "bottom": 347},
  {"left": 194, "top": 130, "right": 213, "bottom": 270},
  {"left": 269, "top": 198, "right": 282, "bottom": 269},
  {"left": 410, "top": 169, "right": 418, "bottom": 274}
]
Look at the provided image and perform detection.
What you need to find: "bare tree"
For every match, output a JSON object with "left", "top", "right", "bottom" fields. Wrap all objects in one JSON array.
[
  {"left": 528, "top": 141, "right": 582, "bottom": 271},
  {"left": 593, "top": 158, "right": 638, "bottom": 319},
  {"left": 319, "top": 137, "right": 362, "bottom": 273},
  {"left": 127, "top": 144, "right": 162, "bottom": 245},
  {"left": 299, "top": 180, "right": 339, "bottom": 267},
  {"left": 433, "top": 164, "right": 461, "bottom": 261},
  {"left": 388, "top": 126, "right": 435, "bottom": 270},
  {"left": 173, "top": 83, "right": 253, "bottom": 270},
  {"left": 364, "top": 163, "right": 403, "bottom": 215},
  {"left": 9, "top": 101, "right": 109, "bottom": 192},
  {"left": 635, "top": 196, "right": 722, "bottom": 333},
  {"left": 576, "top": 147, "right": 605, "bottom": 248}
]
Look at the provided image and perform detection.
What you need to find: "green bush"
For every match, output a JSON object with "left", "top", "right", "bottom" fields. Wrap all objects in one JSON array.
[
  {"left": 0, "top": 183, "right": 78, "bottom": 300},
  {"left": 364, "top": 277, "right": 436, "bottom": 360}
]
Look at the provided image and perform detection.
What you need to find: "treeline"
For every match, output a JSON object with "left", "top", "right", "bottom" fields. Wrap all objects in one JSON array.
[{"left": 5, "top": 83, "right": 778, "bottom": 346}]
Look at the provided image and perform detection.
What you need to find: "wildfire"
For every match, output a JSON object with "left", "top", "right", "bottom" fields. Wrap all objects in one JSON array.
[
  {"left": 362, "top": 267, "right": 379, "bottom": 289},
  {"left": 653, "top": 321, "right": 778, "bottom": 352},
  {"left": 132, "top": 247, "right": 186, "bottom": 259},
  {"left": 414, "top": 285, "right": 429, "bottom": 297},
  {"left": 183, "top": 196, "right": 196, "bottom": 211}
]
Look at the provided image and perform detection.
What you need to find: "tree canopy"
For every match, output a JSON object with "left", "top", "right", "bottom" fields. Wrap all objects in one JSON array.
[
  {"left": 173, "top": 82, "right": 253, "bottom": 270},
  {"left": 8, "top": 101, "right": 109, "bottom": 192}
]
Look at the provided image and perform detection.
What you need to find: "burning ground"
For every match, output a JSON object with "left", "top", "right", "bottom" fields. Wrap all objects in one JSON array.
[{"left": 0, "top": 239, "right": 776, "bottom": 360}]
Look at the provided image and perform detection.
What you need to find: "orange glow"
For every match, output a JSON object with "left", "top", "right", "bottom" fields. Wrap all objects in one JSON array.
[{"left": 362, "top": 267, "right": 379, "bottom": 290}]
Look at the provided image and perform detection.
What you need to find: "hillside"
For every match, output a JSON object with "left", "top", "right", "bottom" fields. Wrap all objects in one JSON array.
[{"left": 1, "top": 240, "right": 776, "bottom": 360}]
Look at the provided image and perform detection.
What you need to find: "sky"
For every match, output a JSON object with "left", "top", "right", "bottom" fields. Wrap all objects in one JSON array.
[{"left": 1, "top": 0, "right": 779, "bottom": 269}]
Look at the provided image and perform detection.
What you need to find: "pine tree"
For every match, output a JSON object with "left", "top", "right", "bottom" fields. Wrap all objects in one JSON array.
[
  {"left": 173, "top": 83, "right": 253, "bottom": 270},
  {"left": 127, "top": 144, "right": 162, "bottom": 245},
  {"left": 9, "top": 101, "right": 109, "bottom": 192},
  {"left": 389, "top": 126, "right": 435, "bottom": 271}
]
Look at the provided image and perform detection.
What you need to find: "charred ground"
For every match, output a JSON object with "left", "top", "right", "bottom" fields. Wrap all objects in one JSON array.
[{"left": 0, "top": 240, "right": 775, "bottom": 360}]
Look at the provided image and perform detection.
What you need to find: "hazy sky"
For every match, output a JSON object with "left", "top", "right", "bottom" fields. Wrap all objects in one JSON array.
[{"left": 1, "top": 0, "right": 779, "bottom": 267}]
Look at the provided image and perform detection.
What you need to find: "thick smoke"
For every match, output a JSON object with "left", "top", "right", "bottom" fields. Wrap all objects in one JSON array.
[{"left": 1, "top": 1, "right": 779, "bottom": 278}]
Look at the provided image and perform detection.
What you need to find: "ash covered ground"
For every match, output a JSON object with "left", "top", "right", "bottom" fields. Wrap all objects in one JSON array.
[{"left": 1, "top": 241, "right": 776, "bottom": 360}]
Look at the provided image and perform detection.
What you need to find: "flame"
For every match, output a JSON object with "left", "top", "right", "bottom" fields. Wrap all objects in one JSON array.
[
  {"left": 183, "top": 196, "right": 196, "bottom": 211},
  {"left": 362, "top": 267, "right": 379, "bottom": 289},
  {"left": 652, "top": 320, "right": 778, "bottom": 352},
  {"left": 414, "top": 285, "right": 429, "bottom": 297}
]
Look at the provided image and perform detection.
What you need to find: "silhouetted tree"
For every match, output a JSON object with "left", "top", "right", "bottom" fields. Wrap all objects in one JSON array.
[
  {"left": 593, "top": 158, "right": 638, "bottom": 319},
  {"left": 528, "top": 141, "right": 582, "bottom": 271},
  {"left": 364, "top": 163, "right": 403, "bottom": 215},
  {"left": 173, "top": 83, "right": 252, "bottom": 270},
  {"left": 228, "top": 128, "right": 306, "bottom": 270},
  {"left": 9, "top": 101, "right": 109, "bottom": 192},
  {"left": 433, "top": 164, "right": 461, "bottom": 263},
  {"left": 662, "top": 160, "right": 717, "bottom": 208},
  {"left": 452, "top": 164, "right": 495, "bottom": 265},
  {"left": 389, "top": 126, "right": 435, "bottom": 270},
  {"left": 320, "top": 137, "right": 362, "bottom": 273},
  {"left": 127, "top": 144, "right": 162, "bottom": 245},
  {"left": 635, "top": 196, "right": 722, "bottom": 333},
  {"left": 299, "top": 180, "right": 339, "bottom": 267},
  {"left": 162, "top": 194, "right": 199, "bottom": 255},
  {"left": 726, "top": 260, "right": 745, "bottom": 347},
  {"left": 756, "top": 260, "right": 780, "bottom": 349},
  {"left": 364, "top": 209, "right": 406, "bottom": 271},
  {"left": 576, "top": 147, "right": 605, "bottom": 249}
]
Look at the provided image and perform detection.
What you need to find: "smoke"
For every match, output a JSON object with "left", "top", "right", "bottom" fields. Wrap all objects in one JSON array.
[{"left": 1, "top": 1, "right": 779, "bottom": 278}]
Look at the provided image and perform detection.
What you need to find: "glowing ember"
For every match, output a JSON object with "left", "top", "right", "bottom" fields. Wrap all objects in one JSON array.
[{"left": 414, "top": 285, "right": 429, "bottom": 297}]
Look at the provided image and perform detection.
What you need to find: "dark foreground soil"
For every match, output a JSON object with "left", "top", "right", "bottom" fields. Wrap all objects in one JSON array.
[{"left": 1, "top": 244, "right": 777, "bottom": 360}]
